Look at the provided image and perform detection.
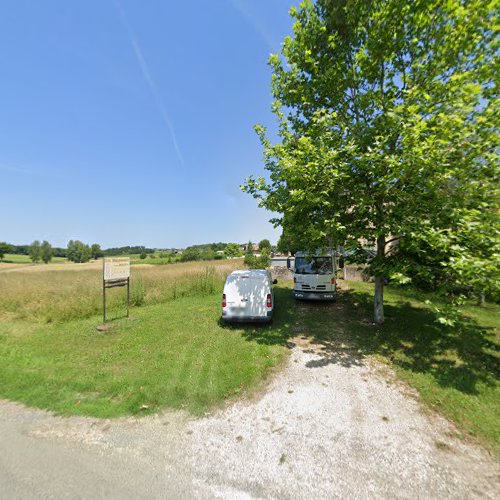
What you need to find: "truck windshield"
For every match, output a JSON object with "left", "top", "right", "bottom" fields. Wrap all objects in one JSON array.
[{"left": 295, "top": 257, "right": 333, "bottom": 275}]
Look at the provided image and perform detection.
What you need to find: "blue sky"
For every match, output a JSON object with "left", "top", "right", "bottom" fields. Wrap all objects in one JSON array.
[{"left": 0, "top": 0, "right": 294, "bottom": 248}]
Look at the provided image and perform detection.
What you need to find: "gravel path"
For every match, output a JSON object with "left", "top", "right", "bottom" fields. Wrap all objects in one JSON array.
[{"left": 1, "top": 340, "right": 498, "bottom": 499}]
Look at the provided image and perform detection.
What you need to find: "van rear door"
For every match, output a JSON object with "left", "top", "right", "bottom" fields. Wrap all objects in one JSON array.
[{"left": 225, "top": 274, "right": 269, "bottom": 318}]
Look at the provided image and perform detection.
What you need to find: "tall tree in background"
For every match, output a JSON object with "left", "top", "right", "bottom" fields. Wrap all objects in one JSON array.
[
  {"left": 258, "top": 239, "right": 272, "bottom": 252},
  {"left": 67, "top": 240, "right": 92, "bottom": 263},
  {"left": 29, "top": 240, "right": 42, "bottom": 263},
  {"left": 40, "top": 240, "right": 53, "bottom": 264},
  {"left": 244, "top": 0, "right": 498, "bottom": 323},
  {"left": 91, "top": 244, "right": 103, "bottom": 260}
]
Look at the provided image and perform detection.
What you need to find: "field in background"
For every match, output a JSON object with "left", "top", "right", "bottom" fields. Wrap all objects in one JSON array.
[
  {"left": 0, "top": 258, "right": 244, "bottom": 323},
  {"left": 1, "top": 254, "right": 67, "bottom": 264}
]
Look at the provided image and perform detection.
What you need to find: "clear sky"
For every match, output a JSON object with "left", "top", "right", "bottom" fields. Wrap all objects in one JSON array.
[{"left": 0, "top": 0, "right": 294, "bottom": 248}]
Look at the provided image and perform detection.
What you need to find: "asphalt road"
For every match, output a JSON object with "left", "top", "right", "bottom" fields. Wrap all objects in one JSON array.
[{"left": 1, "top": 341, "right": 499, "bottom": 499}]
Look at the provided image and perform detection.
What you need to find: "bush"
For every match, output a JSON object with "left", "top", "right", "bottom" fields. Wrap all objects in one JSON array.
[
  {"left": 140, "top": 253, "right": 147, "bottom": 260},
  {"left": 245, "top": 249, "right": 271, "bottom": 269}
]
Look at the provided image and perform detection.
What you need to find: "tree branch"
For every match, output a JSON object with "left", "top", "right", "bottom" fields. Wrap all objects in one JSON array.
[{"left": 384, "top": 235, "right": 404, "bottom": 247}]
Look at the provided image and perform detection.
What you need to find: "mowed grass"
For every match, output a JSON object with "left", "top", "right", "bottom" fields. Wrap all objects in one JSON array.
[
  {"left": 0, "top": 293, "right": 286, "bottom": 417},
  {"left": 1, "top": 254, "right": 66, "bottom": 264},
  {"left": 1, "top": 260, "right": 498, "bottom": 454},
  {"left": 246, "top": 281, "right": 499, "bottom": 455}
]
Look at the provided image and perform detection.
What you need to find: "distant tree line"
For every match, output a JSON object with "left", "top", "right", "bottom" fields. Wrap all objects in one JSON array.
[
  {"left": 1, "top": 240, "right": 275, "bottom": 266},
  {"left": 103, "top": 246, "right": 155, "bottom": 256}
]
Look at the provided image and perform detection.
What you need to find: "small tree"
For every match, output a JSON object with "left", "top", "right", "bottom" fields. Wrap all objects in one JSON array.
[
  {"left": 91, "top": 244, "right": 103, "bottom": 260},
  {"left": 67, "top": 240, "right": 91, "bottom": 263},
  {"left": 180, "top": 247, "right": 202, "bottom": 262},
  {"left": 224, "top": 243, "right": 241, "bottom": 258},
  {"left": 29, "top": 240, "right": 42, "bottom": 263},
  {"left": 258, "top": 248, "right": 271, "bottom": 268},
  {"left": 244, "top": 241, "right": 255, "bottom": 266},
  {"left": 40, "top": 240, "right": 53, "bottom": 264},
  {"left": 0, "top": 242, "right": 13, "bottom": 261},
  {"left": 139, "top": 252, "right": 147, "bottom": 259},
  {"left": 258, "top": 239, "right": 272, "bottom": 252}
]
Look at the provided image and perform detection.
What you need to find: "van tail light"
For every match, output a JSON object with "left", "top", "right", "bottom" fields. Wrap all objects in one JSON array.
[
  {"left": 222, "top": 294, "right": 226, "bottom": 308},
  {"left": 293, "top": 277, "right": 296, "bottom": 283},
  {"left": 266, "top": 294, "right": 272, "bottom": 308},
  {"left": 331, "top": 277, "right": 336, "bottom": 285}
]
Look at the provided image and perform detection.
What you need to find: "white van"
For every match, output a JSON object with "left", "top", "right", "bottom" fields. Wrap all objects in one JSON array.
[{"left": 221, "top": 270, "right": 276, "bottom": 323}]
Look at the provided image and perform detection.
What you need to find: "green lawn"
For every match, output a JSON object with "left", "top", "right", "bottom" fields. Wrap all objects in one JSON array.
[
  {"left": 0, "top": 278, "right": 498, "bottom": 455},
  {"left": 1, "top": 254, "right": 66, "bottom": 264},
  {"left": 0, "top": 293, "right": 287, "bottom": 417}
]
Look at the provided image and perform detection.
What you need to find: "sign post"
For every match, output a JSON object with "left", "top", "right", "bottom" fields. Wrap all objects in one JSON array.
[{"left": 102, "top": 257, "right": 131, "bottom": 323}]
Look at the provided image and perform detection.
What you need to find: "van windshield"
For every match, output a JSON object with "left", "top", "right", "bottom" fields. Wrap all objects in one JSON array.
[{"left": 295, "top": 257, "right": 333, "bottom": 275}]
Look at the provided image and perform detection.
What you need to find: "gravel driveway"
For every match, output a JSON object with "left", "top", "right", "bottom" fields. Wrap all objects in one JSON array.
[{"left": 1, "top": 339, "right": 498, "bottom": 499}]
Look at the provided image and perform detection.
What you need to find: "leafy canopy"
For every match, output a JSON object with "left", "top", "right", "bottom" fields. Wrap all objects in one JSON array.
[{"left": 243, "top": 0, "right": 499, "bottom": 318}]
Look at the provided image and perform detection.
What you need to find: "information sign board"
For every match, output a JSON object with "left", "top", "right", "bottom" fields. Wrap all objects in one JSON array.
[
  {"left": 102, "top": 257, "right": 131, "bottom": 322},
  {"left": 104, "top": 257, "right": 130, "bottom": 281}
]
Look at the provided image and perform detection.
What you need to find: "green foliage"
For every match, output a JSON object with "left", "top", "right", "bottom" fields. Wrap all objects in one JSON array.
[
  {"left": 258, "top": 239, "right": 272, "bottom": 252},
  {"left": 245, "top": 248, "right": 271, "bottom": 269},
  {"left": 90, "top": 243, "right": 103, "bottom": 260},
  {"left": 0, "top": 242, "right": 13, "bottom": 260},
  {"left": 67, "top": 240, "right": 92, "bottom": 263},
  {"left": 139, "top": 252, "right": 147, "bottom": 260},
  {"left": 243, "top": 0, "right": 499, "bottom": 321},
  {"left": 224, "top": 242, "right": 241, "bottom": 258},
  {"left": 40, "top": 240, "right": 53, "bottom": 264},
  {"left": 28, "top": 240, "right": 42, "bottom": 263},
  {"left": 103, "top": 245, "right": 154, "bottom": 256},
  {"left": 180, "top": 246, "right": 203, "bottom": 262}
]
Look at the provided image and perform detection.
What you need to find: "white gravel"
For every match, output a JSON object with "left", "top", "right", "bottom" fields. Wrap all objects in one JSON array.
[{"left": 1, "top": 340, "right": 499, "bottom": 499}]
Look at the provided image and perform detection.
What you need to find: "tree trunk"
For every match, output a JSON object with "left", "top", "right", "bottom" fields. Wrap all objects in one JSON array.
[
  {"left": 373, "top": 235, "right": 385, "bottom": 324},
  {"left": 374, "top": 276, "right": 384, "bottom": 324}
]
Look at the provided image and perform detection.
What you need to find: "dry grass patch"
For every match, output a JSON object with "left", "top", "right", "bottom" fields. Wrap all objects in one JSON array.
[{"left": 0, "top": 259, "right": 243, "bottom": 323}]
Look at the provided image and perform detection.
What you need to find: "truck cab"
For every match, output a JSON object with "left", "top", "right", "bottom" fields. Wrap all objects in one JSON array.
[{"left": 291, "top": 251, "right": 342, "bottom": 301}]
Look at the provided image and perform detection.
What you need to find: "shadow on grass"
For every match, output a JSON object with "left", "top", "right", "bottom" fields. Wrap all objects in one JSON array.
[{"left": 231, "top": 285, "right": 499, "bottom": 396}]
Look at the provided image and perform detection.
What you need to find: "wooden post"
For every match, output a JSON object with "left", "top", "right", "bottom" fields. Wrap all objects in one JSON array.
[
  {"left": 103, "top": 259, "right": 106, "bottom": 323},
  {"left": 126, "top": 277, "right": 130, "bottom": 318}
]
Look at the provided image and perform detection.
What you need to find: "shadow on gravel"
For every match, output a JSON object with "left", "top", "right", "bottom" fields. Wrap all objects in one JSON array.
[{"left": 229, "top": 284, "right": 499, "bottom": 396}]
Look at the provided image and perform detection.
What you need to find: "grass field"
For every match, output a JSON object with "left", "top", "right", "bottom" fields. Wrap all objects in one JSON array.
[
  {"left": 0, "top": 263, "right": 498, "bottom": 454},
  {"left": 0, "top": 259, "right": 243, "bottom": 323},
  {"left": 0, "top": 258, "right": 287, "bottom": 416},
  {"left": 1, "top": 254, "right": 66, "bottom": 264},
  {"left": 0, "top": 294, "right": 285, "bottom": 417}
]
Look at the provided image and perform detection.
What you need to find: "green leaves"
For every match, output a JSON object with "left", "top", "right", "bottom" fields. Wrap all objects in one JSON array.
[{"left": 243, "top": 0, "right": 499, "bottom": 316}]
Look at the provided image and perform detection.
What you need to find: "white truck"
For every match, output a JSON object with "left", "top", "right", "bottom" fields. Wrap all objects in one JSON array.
[{"left": 290, "top": 251, "right": 343, "bottom": 301}]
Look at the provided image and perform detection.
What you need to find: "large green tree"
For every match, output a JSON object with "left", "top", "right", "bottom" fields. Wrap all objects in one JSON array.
[{"left": 244, "top": 0, "right": 498, "bottom": 323}]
